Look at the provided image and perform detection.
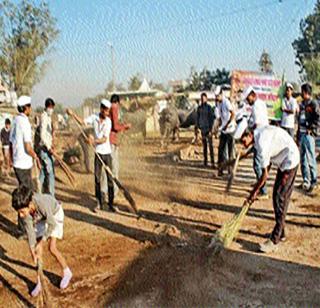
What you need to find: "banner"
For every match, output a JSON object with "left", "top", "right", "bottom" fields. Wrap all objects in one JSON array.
[{"left": 231, "top": 70, "right": 282, "bottom": 120}]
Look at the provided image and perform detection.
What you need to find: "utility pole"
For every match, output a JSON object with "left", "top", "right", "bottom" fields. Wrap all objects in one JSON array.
[{"left": 108, "top": 42, "right": 115, "bottom": 92}]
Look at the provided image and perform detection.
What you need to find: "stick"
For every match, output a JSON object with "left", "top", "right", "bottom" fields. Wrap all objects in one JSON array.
[
  {"left": 70, "top": 114, "right": 139, "bottom": 215},
  {"left": 51, "top": 152, "right": 75, "bottom": 187},
  {"left": 36, "top": 260, "right": 53, "bottom": 308},
  {"left": 225, "top": 151, "right": 241, "bottom": 192},
  {"left": 33, "top": 161, "right": 41, "bottom": 193},
  {"left": 219, "top": 146, "right": 253, "bottom": 170}
]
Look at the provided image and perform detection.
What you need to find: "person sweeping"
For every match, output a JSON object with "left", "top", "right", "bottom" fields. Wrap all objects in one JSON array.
[
  {"left": 67, "top": 99, "right": 115, "bottom": 212},
  {"left": 11, "top": 186, "right": 72, "bottom": 296},
  {"left": 240, "top": 125, "right": 300, "bottom": 253}
]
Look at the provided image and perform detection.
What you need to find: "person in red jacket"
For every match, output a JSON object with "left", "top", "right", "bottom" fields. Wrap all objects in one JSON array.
[{"left": 110, "top": 94, "right": 131, "bottom": 198}]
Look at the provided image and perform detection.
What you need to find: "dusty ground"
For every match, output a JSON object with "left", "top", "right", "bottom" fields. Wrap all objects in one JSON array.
[{"left": 0, "top": 133, "right": 320, "bottom": 307}]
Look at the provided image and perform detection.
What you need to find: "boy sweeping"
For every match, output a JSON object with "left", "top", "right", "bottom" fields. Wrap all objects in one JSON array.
[
  {"left": 12, "top": 186, "right": 72, "bottom": 296},
  {"left": 240, "top": 125, "right": 300, "bottom": 253}
]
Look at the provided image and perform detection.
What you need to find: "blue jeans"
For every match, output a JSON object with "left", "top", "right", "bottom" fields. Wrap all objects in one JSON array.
[
  {"left": 253, "top": 148, "right": 267, "bottom": 195},
  {"left": 39, "top": 149, "right": 55, "bottom": 196},
  {"left": 300, "top": 134, "right": 317, "bottom": 186}
]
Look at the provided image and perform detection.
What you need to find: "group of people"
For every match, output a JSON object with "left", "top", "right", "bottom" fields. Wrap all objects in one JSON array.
[
  {"left": 196, "top": 82, "right": 319, "bottom": 252},
  {"left": 4, "top": 93, "right": 130, "bottom": 297}
]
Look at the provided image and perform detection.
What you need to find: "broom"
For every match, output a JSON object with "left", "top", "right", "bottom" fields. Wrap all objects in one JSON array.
[
  {"left": 225, "top": 151, "right": 241, "bottom": 193},
  {"left": 70, "top": 115, "right": 139, "bottom": 216},
  {"left": 36, "top": 260, "right": 53, "bottom": 308},
  {"left": 208, "top": 200, "right": 253, "bottom": 251},
  {"left": 51, "top": 151, "right": 76, "bottom": 187}
]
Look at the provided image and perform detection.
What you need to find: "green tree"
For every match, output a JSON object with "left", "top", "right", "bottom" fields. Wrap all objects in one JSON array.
[
  {"left": 187, "top": 67, "right": 230, "bottom": 91},
  {"left": 258, "top": 50, "right": 273, "bottom": 74},
  {"left": 292, "top": 0, "right": 320, "bottom": 84},
  {"left": 128, "top": 73, "right": 142, "bottom": 91},
  {"left": 212, "top": 68, "right": 231, "bottom": 85},
  {"left": 0, "top": 0, "right": 59, "bottom": 95}
]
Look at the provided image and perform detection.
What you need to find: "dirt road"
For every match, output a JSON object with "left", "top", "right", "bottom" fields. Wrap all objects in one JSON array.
[{"left": 0, "top": 136, "right": 319, "bottom": 307}]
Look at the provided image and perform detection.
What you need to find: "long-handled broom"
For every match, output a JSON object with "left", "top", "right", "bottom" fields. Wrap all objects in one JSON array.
[
  {"left": 70, "top": 114, "right": 139, "bottom": 216},
  {"left": 208, "top": 200, "right": 253, "bottom": 252},
  {"left": 225, "top": 151, "right": 241, "bottom": 193},
  {"left": 51, "top": 151, "right": 76, "bottom": 187},
  {"left": 36, "top": 260, "right": 53, "bottom": 308}
]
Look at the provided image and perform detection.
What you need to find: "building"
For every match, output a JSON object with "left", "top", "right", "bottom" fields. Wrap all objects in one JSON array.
[{"left": 0, "top": 78, "right": 17, "bottom": 106}]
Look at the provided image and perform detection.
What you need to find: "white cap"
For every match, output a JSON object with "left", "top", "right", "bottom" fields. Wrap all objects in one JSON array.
[
  {"left": 17, "top": 95, "right": 31, "bottom": 107},
  {"left": 101, "top": 99, "right": 111, "bottom": 109},
  {"left": 214, "top": 85, "right": 222, "bottom": 97},
  {"left": 242, "top": 86, "right": 255, "bottom": 101},
  {"left": 285, "top": 82, "right": 294, "bottom": 90},
  {"left": 234, "top": 118, "right": 248, "bottom": 140}
]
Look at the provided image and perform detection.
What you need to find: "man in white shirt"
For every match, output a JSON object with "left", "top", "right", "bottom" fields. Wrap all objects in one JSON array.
[
  {"left": 10, "top": 95, "right": 41, "bottom": 236},
  {"left": 281, "top": 83, "right": 298, "bottom": 138},
  {"left": 215, "top": 86, "right": 236, "bottom": 176},
  {"left": 35, "top": 98, "right": 56, "bottom": 196},
  {"left": 67, "top": 99, "right": 115, "bottom": 212},
  {"left": 243, "top": 86, "right": 269, "bottom": 198},
  {"left": 241, "top": 125, "right": 300, "bottom": 253}
]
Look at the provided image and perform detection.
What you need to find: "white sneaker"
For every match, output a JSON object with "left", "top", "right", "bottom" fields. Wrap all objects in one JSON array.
[
  {"left": 31, "top": 281, "right": 41, "bottom": 297},
  {"left": 60, "top": 267, "right": 72, "bottom": 289},
  {"left": 259, "top": 239, "right": 278, "bottom": 253}
]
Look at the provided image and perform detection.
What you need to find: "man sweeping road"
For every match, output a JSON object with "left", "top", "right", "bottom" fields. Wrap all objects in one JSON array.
[
  {"left": 67, "top": 99, "right": 115, "bottom": 212},
  {"left": 240, "top": 125, "right": 300, "bottom": 253}
]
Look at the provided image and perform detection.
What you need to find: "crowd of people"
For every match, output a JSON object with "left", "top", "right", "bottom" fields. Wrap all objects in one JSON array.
[
  {"left": 195, "top": 82, "right": 319, "bottom": 252},
  {"left": 2, "top": 93, "right": 130, "bottom": 296},
  {"left": 0, "top": 81, "right": 319, "bottom": 295}
]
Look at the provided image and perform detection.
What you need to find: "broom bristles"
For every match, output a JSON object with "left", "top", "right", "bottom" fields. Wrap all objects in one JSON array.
[{"left": 209, "top": 201, "right": 251, "bottom": 249}]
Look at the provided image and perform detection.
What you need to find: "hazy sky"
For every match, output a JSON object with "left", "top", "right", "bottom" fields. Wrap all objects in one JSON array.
[{"left": 31, "top": 0, "right": 316, "bottom": 107}]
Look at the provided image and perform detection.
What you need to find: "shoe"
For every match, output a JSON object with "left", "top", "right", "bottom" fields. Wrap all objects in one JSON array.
[
  {"left": 92, "top": 201, "right": 101, "bottom": 213},
  {"left": 257, "top": 193, "right": 269, "bottom": 200},
  {"left": 17, "top": 233, "right": 27, "bottom": 240},
  {"left": 217, "top": 170, "right": 223, "bottom": 177},
  {"left": 299, "top": 182, "right": 310, "bottom": 191},
  {"left": 31, "top": 281, "right": 41, "bottom": 297},
  {"left": 259, "top": 239, "right": 278, "bottom": 253},
  {"left": 108, "top": 205, "right": 116, "bottom": 213},
  {"left": 60, "top": 267, "right": 72, "bottom": 289},
  {"left": 307, "top": 183, "right": 318, "bottom": 194}
]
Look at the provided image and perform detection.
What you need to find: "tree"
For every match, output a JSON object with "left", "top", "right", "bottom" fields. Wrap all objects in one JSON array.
[
  {"left": 128, "top": 73, "right": 142, "bottom": 91},
  {"left": 187, "top": 67, "right": 230, "bottom": 91},
  {"left": 0, "top": 0, "right": 59, "bottom": 95},
  {"left": 212, "top": 68, "right": 231, "bottom": 85},
  {"left": 292, "top": 0, "right": 320, "bottom": 84},
  {"left": 258, "top": 50, "right": 273, "bottom": 74},
  {"left": 104, "top": 80, "right": 126, "bottom": 93}
]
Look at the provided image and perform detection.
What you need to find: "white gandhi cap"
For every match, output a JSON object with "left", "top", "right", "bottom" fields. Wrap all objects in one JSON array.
[
  {"left": 242, "top": 86, "right": 255, "bottom": 101},
  {"left": 214, "top": 85, "right": 222, "bottom": 97},
  {"left": 101, "top": 99, "right": 111, "bottom": 109},
  {"left": 17, "top": 95, "right": 31, "bottom": 107}
]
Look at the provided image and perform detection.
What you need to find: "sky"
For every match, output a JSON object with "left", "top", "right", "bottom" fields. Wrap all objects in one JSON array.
[{"left": 30, "top": 0, "right": 317, "bottom": 107}]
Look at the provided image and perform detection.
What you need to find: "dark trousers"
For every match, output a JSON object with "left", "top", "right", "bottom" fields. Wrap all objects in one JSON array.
[
  {"left": 218, "top": 132, "right": 234, "bottom": 169},
  {"left": 271, "top": 166, "right": 298, "bottom": 244},
  {"left": 94, "top": 154, "right": 114, "bottom": 209},
  {"left": 14, "top": 167, "right": 33, "bottom": 233},
  {"left": 201, "top": 131, "right": 214, "bottom": 165}
]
